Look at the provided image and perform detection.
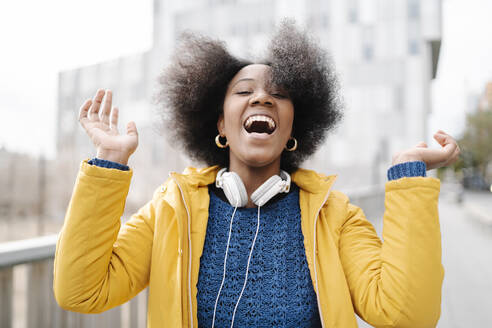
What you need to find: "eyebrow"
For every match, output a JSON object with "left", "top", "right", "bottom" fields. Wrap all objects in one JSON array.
[{"left": 231, "top": 78, "right": 255, "bottom": 88}]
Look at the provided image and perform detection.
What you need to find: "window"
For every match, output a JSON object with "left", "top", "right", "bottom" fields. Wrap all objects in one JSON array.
[
  {"left": 362, "top": 26, "right": 375, "bottom": 61},
  {"left": 408, "top": 0, "right": 420, "bottom": 19},
  {"left": 363, "top": 44, "right": 374, "bottom": 61},
  {"left": 348, "top": 0, "right": 358, "bottom": 23},
  {"left": 408, "top": 39, "right": 419, "bottom": 55},
  {"left": 255, "top": 21, "right": 263, "bottom": 34},
  {"left": 322, "top": 14, "right": 329, "bottom": 28},
  {"left": 394, "top": 85, "right": 403, "bottom": 111}
]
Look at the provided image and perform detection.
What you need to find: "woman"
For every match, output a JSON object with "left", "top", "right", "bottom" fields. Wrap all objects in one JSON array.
[{"left": 53, "top": 21, "right": 459, "bottom": 327}]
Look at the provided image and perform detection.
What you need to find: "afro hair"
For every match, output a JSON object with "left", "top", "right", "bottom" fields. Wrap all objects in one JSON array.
[{"left": 157, "top": 19, "right": 343, "bottom": 173}]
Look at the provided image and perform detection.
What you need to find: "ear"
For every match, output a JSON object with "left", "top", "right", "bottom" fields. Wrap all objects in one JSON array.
[{"left": 217, "top": 114, "right": 225, "bottom": 135}]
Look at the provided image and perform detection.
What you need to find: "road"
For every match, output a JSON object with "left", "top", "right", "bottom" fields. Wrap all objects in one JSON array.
[
  {"left": 358, "top": 189, "right": 492, "bottom": 327},
  {"left": 438, "top": 190, "right": 492, "bottom": 327}
]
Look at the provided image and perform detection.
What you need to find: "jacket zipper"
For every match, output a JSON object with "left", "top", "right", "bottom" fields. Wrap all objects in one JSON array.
[
  {"left": 313, "top": 189, "right": 332, "bottom": 328},
  {"left": 170, "top": 174, "right": 194, "bottom": 328}
]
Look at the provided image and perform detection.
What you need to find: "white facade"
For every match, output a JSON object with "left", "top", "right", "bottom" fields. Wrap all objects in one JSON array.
[{"left": 56, "top": 0, "right": 441, "bottom": 211}]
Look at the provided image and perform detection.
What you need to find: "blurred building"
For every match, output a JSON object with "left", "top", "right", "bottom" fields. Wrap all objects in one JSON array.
[
  {"left": 0, "top": 148, "right": 48, "bottom": 218},
  {"left": 56, "top": 0, "right": 442, "bottom": 216}
]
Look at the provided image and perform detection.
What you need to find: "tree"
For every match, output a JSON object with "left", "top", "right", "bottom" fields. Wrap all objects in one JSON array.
[{"left": 458, "top": 109, "right": 492, "bottom": 181}]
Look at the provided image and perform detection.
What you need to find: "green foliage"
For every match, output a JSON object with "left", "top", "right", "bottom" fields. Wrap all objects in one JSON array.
[{"left": 458, "top": 109, "right": 492, "bottom": 177}]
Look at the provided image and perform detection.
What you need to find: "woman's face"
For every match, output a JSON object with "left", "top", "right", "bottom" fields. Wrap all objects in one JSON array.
[{"left": 218, "top": 64, "right": 294, "bottom": 170}]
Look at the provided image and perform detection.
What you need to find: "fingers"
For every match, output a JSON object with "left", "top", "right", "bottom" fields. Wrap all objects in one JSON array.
[
  {"left": 126, "top": 121, "right": 138, "bottom": 137},
  {"left": 433, "top": 130, "right": 454, "bottom": 146},
  {"left": 89, "top": 89, "right": 105, "bottom": 121},
  {"left": 110, "top": 107, "right": 119, "bottom": 132},
  {"left": 433, "top": 130, "right": 457, "bottom": 157},
  {"left": 394, "top": 130, "right": 461, "bottom": 170},
  {"left": 100, "top": 90, "right": 112, "bottom": 124},
  {"left": 444, "top": 141, "right": 461, "bottom": 166},
  {"left": 427, "top": 130, "right": 460, "bottom": 168},
  {"left": 78, "top": 99, "right": 92, "bottom": 126}
]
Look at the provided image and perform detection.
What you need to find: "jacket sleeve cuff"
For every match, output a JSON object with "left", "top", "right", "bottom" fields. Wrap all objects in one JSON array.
[
  {"left": 81, "top": 159, "right": 132, "bottom": 181},
  {"left": 387, "top": 161, "right": 426, "bottom": 181},
  {"left": 88, "top": 157, "right": 130, "bottom": 171}
]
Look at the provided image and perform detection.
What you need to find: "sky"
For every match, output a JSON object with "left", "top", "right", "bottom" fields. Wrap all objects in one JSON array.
[
  {"left": 430, "top": 0, "right": 492, "bottom": 140},
  {"left": 0, "top": 0, "right": 153, "bottom": 158},
  {"left": 0, "top": 0, "right": 491, "bottom": 159}
]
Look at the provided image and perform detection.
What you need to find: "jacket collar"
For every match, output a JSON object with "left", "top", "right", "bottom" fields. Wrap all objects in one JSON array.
[
  {"left": 170, "top": 165, "right": 337, "bottom": 194},
  {"left": 169, "top": 165, "right": 220, "bottom": 188},
  {"left": 291, "top": 168, "right": 337, "bottom": 194}
]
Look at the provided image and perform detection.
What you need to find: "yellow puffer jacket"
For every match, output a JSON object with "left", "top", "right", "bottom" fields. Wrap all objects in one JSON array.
[{"left": 53, "top": 161, "right": 443, "bottom": 328}]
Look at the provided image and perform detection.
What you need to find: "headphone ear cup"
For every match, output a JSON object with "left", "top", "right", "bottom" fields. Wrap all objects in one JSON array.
[
  {"left": 251, "top": 175, "right": 282, "bottom": 206},
  {"left": 228, "top": 172, "right": 248, "bottom": 207},
  {"left": 251, "top": 170, "right": 291, "bottom": 206},
  {"left": 279, "top": 170, "right": 291, "bottom": 193},
  {"left": 218, "top": 170, "right": 248, "bottom": 207}
]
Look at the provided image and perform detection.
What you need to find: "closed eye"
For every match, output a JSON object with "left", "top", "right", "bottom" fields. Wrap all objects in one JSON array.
[
  {"left": 272, "top": 93, "right": 287, "bottom": 99},
  {"left": 236, "top": 91, "right": 252, "bottom": 95}
]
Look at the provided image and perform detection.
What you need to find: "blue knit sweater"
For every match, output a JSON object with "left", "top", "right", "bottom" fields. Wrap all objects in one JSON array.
[
  {"left": 88, "top": 158, "right": 425, "bottom": 327},
  {"left": 197, "top": 184, "right": 320, "bottom": 327}
]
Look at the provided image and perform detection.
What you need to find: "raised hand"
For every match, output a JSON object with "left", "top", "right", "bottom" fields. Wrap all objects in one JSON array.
[
  {"left": 79, "top": 89, "right": 138, "bottom": 165},
  {"left": 391, "top": 130, "right": 460, "bottom": 170}
]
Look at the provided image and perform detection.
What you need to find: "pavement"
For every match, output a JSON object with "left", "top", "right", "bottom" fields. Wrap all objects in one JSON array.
[
  {"left": 462, "top": 190, "right": 492, "bottom": 225},
  {"left": 440, "top": 182, "right": 492, "bottom": 225},
  {"left": 438, "top": 195, "right": 492, "bottom": 328}
]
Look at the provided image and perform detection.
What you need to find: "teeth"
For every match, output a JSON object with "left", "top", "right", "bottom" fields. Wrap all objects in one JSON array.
[{"left": 244, "top": 115, "right": 276, "bottom": 130}]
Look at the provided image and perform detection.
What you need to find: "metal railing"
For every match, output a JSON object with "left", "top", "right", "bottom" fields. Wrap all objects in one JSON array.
[{"left": 0, "top": 234, "right": 147, "bottom": 328}]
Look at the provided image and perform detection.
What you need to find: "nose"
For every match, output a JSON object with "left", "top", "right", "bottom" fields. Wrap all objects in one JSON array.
[{"left": 249, "top": 91, "right": 273, "bottom": 107}]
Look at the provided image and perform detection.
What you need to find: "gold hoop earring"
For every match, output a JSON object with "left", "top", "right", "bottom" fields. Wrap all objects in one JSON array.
[
  {"left": 285, "top": 137, "right": 298, "bottom": 152},
  {"left": 215, "top": 134, "right": 228, "bottom": 148}
]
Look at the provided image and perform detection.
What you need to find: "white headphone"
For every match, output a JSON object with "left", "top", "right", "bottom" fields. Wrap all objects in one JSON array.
[{"left": 215, "top": 168, "right": 291, "bottom": 207}]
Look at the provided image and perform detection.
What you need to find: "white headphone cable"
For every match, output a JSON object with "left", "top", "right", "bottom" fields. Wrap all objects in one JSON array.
[
  {"left": 230, "top": 205, "right": 261, "bottom": 328},
  {"left": 212, "top": 205, "right": 238, "bottom": 328}
]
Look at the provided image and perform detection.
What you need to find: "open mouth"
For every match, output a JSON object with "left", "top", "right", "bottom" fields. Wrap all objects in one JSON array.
[{"left": 243, "top": 115, "right": 276, "bottom": 134}]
